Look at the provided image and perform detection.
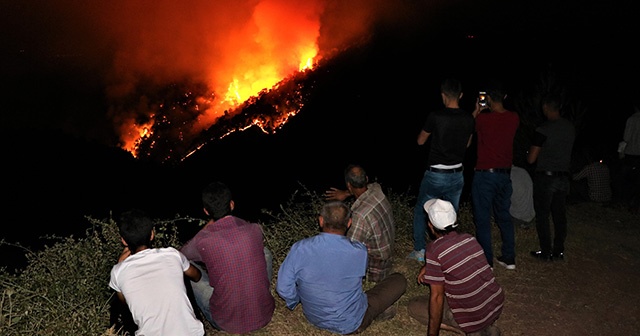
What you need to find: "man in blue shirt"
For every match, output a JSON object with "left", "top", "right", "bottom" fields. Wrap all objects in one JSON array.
[{"left": 276, "top": 201, "right": 407, "bottom": 334}]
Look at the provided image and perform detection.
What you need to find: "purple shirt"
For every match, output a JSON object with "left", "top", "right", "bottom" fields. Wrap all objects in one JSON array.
[{"left": 180, "top": 215, "right": 274, "bottom": 334}]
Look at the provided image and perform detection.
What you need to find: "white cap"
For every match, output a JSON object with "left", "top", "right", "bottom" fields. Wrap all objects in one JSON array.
[{"left": 423, "top": 199, "right": 458, "bottom": 230}]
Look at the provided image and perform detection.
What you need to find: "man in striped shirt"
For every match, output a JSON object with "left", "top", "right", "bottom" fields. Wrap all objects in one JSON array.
[{"left": 407, "top": 199, "right": 504, "bottom": 336}]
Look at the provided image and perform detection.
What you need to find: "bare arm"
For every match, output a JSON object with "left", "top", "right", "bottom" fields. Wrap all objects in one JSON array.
[
  {"left": 428, "top": 284, "right": 445, "bottom": 336},
  {"left": 527, "top": 146, "right": 541, "bottom": 164},
  {"left": 417, "top": 264, "right": 427, "bottom": 284},
  {"left": 417, "top": 130, "right": 431, "bottom": 145},
  {"left": 184, "top": 263, "right": 202, "bottom": 282},
  {"left": 117, "top": 246, "right": 131, "bottom": 263},
  {"left": 116, "top": 292, "right": 126, "bottom": 304}
]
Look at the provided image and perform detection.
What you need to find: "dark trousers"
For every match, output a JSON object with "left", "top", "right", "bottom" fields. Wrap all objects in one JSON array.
[
  {"left": 471, "top": 171, "right": 515, "bottom": 266},
  {"left": 351, "top": 272, "right": 407, "bottom": 334},
  {"left": 533, "top": 174, "right": 570, "bottom": 255}
]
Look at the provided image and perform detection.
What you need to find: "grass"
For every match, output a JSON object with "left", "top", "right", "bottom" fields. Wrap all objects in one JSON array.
[{"left": 2, "top": 184, "right": 638, "bottom": 335}]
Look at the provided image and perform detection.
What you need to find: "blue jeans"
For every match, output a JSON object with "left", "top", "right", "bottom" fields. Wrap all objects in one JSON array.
[
  {"left": 412, "top": 170, "right": 464, "bottom": 251},
  {"left": 471, "top": 171, "right": 515, "bottom": 266},
  {"left": 189, "top": 247, "right": 273, "bottom": 329},
  {"left": 533, "top": 175, "right": 569, "bottom": 255}
]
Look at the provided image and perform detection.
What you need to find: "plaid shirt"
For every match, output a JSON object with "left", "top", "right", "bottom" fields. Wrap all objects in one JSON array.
[
  {"left": 348, "top": 182, "right": 395, "bottom": 282},
  {"left": 180, "top": 216, "right": 274, "bottom": 334},
  {"left": 573, "top": 162, "right": 612, "bottom": 202}
]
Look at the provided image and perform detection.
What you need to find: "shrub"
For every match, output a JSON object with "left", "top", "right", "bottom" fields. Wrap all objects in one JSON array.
[{"left": 0, "top": 184, "right": 414, "bottom": 335}]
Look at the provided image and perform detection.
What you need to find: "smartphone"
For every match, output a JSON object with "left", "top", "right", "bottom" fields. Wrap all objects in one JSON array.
[{"left": 479, "top": 91, "right": 487, "bottom": 107}]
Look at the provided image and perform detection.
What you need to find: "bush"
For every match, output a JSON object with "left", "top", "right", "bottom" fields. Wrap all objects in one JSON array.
[
  {"left": 0, "top": 214, "right": 201, "bottom": 335},
  {"left": 0, "top": 185, "right": 414, "bottom": 335}
]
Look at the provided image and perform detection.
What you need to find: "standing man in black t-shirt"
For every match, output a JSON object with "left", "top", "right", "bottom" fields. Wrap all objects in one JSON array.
[{"left": 407, "top": 78, "right": 475, "bottom": 263}]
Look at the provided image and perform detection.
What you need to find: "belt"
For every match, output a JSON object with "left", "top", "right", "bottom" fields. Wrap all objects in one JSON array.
[
  {"left": 475, "top": 168, "right": 511, "bottom": 174},
  {"left": 428, "top": 166, "right": 464, "bottom": 173},
  {"left": 537, "top": 170, "right": 570, "bottom": 177}
]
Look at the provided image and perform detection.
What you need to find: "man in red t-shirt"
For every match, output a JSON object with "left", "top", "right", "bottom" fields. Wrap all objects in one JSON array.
[{"left": 471, "top": 80, "right": 520, "bottom": 270}]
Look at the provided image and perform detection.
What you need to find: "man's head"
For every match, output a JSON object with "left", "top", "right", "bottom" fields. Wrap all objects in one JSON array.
[
  {"left": 344, "top": 164, "right": 368, "bottom": 189},
  {"left": 440, "top": 77, "right": 463, "bottom": 100},
  {"left": 542, "top": 92, "right": 562, "bottom": 119},
  {"left": 202, "top": 181, "right": 233, "bottom": 220},
  {"left": 118, "top": 208, "right": 155, "bottom": 253},
  {"left": 319, "top": 200, "right": 352, "bottom": 233},
  {"left": 486, "top": 79, "right": 507, "bottom": 104},
  {"left": 423, "top": 199, "right": 458, "bottom": 232}
]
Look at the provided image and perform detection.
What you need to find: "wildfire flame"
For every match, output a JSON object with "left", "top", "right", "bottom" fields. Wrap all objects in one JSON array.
[{"left": 117, "top": 0, "right": 323, "bottom": 162}]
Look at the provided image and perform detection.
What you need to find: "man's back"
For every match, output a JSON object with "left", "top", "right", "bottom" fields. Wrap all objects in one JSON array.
[
  {"left": 180, "top": 216, "right": 274, "bottom": 334},
  {"left": 424, "top": 108, "right": 475, "bottom": 166},
  {"left": 534, "top": 118, "right": 575, "bottom": 172},
  {"left": 109, "top": 247, "right": 204, "bottom": 336},
  {"left": 277, "top": 233, "right": 368, "bottom": 334},
  {"left": 424, "top": 231, "right": 504, "bottom": 333},
  {"left": 348, "top": 182, "right": 395, "bottom": 282}
]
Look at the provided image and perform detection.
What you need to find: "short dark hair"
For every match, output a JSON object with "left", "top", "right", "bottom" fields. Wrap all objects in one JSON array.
[
  {"left": 542, "top": 92, "right": 562, "bottom": 111},
  {"left": 344, "top": 164, "right": 367, "bottom": 189},
  {"left": 440, "top": 77, "right": 462, "bottom": 99},
  {"left": 485, "top": 79, "right": 506, "bottom": 103},
  {"left": 202, "top": 181, "right": 233, "bottom": 220},
  {"left": 118, "top": 209, "right": 154, "bottom": 253},
  {"left": 320, "top": 201, "right": 351, "bottom": 231}
]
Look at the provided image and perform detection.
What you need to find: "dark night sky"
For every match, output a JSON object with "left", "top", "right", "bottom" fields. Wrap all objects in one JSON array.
[{"left": 1, "top": 0, "right": 639, "bottom": 265}]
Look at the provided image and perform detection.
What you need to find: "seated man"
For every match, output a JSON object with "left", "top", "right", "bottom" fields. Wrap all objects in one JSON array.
[
  {"left": 276, "top": 200, "right": 407, "bottom": 334},
  {"left": 324, "top": 164, "right": 396, "bottom": 282},
  {"left": 109, "top": 209, "right": 205, "bottom": 336},
  {"left": 180, "top": 181, "right": 274, "bottom": 334},
  {"left": 407, "top": 199, "right": 504, "bottom": 336}
]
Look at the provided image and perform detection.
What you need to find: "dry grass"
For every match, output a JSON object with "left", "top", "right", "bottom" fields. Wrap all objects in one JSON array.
[
  {"left": 204, "top": 194, "right": 640, "bottom": 336},
  {"left": 2, "top": 186, "right": 637, "bottom": 335}
]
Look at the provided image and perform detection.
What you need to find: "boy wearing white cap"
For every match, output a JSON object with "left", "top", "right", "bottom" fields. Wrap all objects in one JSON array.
[{"left": 407, "top": 199, "right": 504, "bottom": 336}]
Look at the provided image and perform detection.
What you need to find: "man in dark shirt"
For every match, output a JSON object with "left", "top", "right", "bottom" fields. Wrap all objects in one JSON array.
[
  {"left": 527, "top": 93, "right": 576, "bottom": 261},
  {"left": 408, "top": 78, "right": 475, "bottom": 263}
]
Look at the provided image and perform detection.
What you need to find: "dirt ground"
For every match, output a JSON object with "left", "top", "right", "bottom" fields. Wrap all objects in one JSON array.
[
  {"left": 467, "top": 202, "right": 640, "bottom": 335},
  {"left": 204, "top": 201, "right": 639, "bottom": 336}
]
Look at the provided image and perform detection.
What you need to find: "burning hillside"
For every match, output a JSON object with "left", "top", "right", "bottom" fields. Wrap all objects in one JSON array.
[
  {"left": 122, "top": 65, "right": 317, "bottom": 163},
  {"left": 12, "top": 0, "right": 423, "bottom": 163}
]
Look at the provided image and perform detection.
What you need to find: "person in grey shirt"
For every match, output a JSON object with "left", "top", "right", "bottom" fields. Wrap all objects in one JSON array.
[{"left": 527, "top": 93, "right": 575, "bottom": 262}]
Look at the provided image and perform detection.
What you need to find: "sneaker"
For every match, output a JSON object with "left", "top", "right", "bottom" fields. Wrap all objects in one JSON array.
[
  {"left": 530, "top": 250, "right": 552, "bottom": 261},
  {"left": 407, "top": 249, "right": 425, "bottom": 262},
  {"left": 496, "top": 256, "right": 516, "bottom": 270}
]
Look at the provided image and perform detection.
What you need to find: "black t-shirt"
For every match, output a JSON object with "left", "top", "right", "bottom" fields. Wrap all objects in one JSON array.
[{"left": 423, "top": 107, "right": 475, "bottom": 166}]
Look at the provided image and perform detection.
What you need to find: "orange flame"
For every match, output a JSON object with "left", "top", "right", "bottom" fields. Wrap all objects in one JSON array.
[{"left": 121, "top": 0, "right": 322, "bottom": 160}]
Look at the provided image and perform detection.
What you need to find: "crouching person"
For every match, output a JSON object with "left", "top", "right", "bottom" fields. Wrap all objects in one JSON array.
[
  {"left": 408, "top": 199, "right": 504, "bottom": 336},
  {"left": 277, "top": 200, "right": 407, "bottom": 334}
]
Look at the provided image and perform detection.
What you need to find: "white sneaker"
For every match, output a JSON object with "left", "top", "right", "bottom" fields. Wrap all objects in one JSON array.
[{"left": 407, "top": 249, "right": 425, "bottom": 262}]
